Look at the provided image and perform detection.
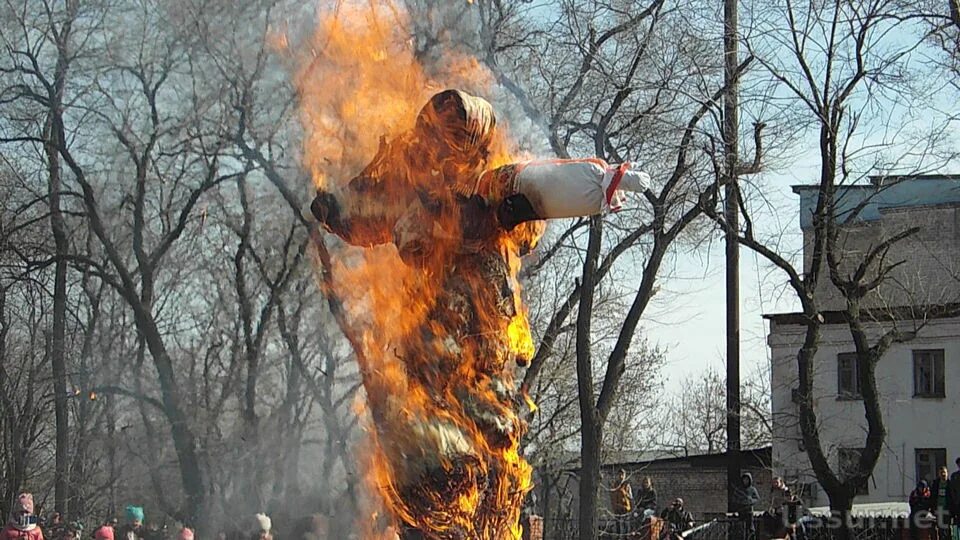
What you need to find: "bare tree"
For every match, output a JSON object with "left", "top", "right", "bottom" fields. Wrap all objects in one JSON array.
[
  {"left": 655, "top": 366, "right": 771, "bottom": 457},
  {"left": 472, "top": 2, "right": 759, "bottom": 537},
  {"left": 0, "top": 1, "right": 360, "bottom": 530},
  {"left": 0, "top": 176, "right": 57, "bottom": 515},
  {"left": 913, "top": 0, "right": 960, "bottom": 94},
  {"left": 703, "top": 0, "right": 958, "bottom": 534}
]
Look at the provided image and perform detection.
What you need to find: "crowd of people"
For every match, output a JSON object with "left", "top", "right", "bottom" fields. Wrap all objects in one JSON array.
[
  {"left": 605, "top": 458, "right": 960, "bottom": 540},
  {"left": 607, "top": 470, "right": 805, "bottom": 540},
  {"left": 0, "top": 495, "right": 275, "bottom": 540},
  {"left": 607, "top": 470, "right": 700, "bottom": 538},
  {"left": 908, "top": 458, "right": 960, "bottom": 540}
]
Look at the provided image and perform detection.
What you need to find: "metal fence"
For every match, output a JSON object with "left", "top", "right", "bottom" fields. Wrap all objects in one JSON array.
[
  {"left": 684, "top": 516, "right": 911, "bottom": 540},
  {"left": 541, "top": 510, "right": 667, "bottom": 540},
  {"left": 544, "top": 515, "right": 921, "bottom": 540}
]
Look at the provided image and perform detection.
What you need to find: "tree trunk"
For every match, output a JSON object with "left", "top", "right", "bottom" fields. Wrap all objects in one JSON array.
[
  {"left": 578, "top": 425, "right": 602, "bottom": 540},
  {"left": 576, "top": 216, "right": 603, "bottom": 540},
  {"left": 46, "top": 110, "right": 70, "bottom": 518},
  {"left": 827, "top": 491, "right": 855, "bottom": 540},
  {"left": 44, "top": 6, "right": 75, "bottom": 513},
  {"left": 107, "top": 394, "right": 118, "bottom": 517},
  {"left": 134, "top": 311, "right": 206, "bottom": 525}
]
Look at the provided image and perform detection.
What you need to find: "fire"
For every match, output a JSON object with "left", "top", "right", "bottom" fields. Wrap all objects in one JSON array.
[
  {"left": 522, "top": 392, "right": 538, "bottom": 414},
  {"left": 295, "top": 2, "right": 541, "bottom": 539},
  {"left": 507, "top": 314, "right": 535, "bottom": 364}
]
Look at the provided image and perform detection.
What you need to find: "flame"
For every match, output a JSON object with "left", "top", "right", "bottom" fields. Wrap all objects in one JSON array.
[
  {"left": 507, "top": 314, "right": 535, "bottom": 363},
  {"left": 522, "top": 392, "right": 538, "bottom": 414},
  {"left": 295, "top": 2, "right": 541, "bottom": 538}
]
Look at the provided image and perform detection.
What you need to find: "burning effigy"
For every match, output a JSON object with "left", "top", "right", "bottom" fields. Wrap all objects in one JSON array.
[
  {"left": 310, "top": 90, "right": 648, "bottom": 539},
  {"left": 293, "top": 5, "right": 648, "bottom": 538}
]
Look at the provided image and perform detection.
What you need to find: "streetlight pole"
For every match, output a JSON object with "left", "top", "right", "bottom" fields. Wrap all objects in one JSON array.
[{"left": 723, "top": 0, "right": 743, "bottom": 528}]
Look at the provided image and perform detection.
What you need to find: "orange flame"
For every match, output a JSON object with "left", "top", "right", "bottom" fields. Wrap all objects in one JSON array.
[
  {"left": 522, "top": 392, "right": 538, "bottom": 414},
  {"left": 295, "top": 2, "right": 540, "bottom": 538}
]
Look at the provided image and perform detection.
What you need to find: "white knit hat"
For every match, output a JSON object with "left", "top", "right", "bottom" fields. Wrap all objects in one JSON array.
[{"left": 255, "top": 514, "right": 271, "bottom": 533}]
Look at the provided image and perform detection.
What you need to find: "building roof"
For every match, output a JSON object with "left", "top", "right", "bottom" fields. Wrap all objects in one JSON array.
[
  {"left": 791, "top": 174, "right": 960, "bottom": 193},
  {"left": 596, "top": 447, "right": 772, "bottom": 472},
  {"left": 868, "top": 174, "right": 960, "bottom": 186},
  {"left": 790, "top": 174, "right": 960, "bottom": 230},
  {"left": 764, "top": 303, "right": 960, "bottom": 325},
  {"left": 553, "top": 447, "right": 773, "bottom": 473}
]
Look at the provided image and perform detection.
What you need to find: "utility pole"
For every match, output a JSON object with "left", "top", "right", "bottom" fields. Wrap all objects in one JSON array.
[{"left": 723, "top": 0, "right": 743, "bottom": 528}]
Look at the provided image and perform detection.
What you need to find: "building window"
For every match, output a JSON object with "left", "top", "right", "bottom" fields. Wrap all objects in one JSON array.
[
  {"left": 837, "top": 353, "right": 861, "bottom": 399},
  {"left": 915, "top": 448, "right": 947, "bottom": 484},
  {"left": 838, "top": 448, "right": 869, "bottom": 495},
  {"left": 913, "top": 349, "right": 945, "bottom": 398}
]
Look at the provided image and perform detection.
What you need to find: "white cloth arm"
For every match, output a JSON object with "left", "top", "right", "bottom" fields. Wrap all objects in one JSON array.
[{"left": 513, "top": 159, "right": 650, "bottom": 219}]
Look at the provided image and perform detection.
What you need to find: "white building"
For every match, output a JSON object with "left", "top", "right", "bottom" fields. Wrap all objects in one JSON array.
[{"left": 767, "top": 175, "right": 960, "bottom": 507}]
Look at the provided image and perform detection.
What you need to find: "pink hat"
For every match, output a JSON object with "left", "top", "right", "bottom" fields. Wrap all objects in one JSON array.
[
  {"left": 95, "top": 526, "right": 114, "bottom": 540},
  {"left": 14, "top": 494, "right": 34, "bottom": 515},
  {"left": 178, "top": 528, "right": 194, "bottom": 540}
]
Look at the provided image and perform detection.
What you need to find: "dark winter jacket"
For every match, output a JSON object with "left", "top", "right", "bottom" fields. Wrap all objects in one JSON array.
[
  {"left": 733, "top": 473, "right": 761, "bottom": 513},
  {"left": 636, "top": 487, "right": 658, "bottom": 511},
  {"left": 949, "top": 471, "right": 960, "bottom": 513},
  {"left": 115, "top": 525, "right": 143, "bottom": 540},
  {"left": 910, "top": 481, "right": 932, "bottom": 514},
  {"left": 931, "top": 478, "right": 952, "bottom": 514},
  {"left": 660, "top": 507, "right": 694, "bottom": 532}
]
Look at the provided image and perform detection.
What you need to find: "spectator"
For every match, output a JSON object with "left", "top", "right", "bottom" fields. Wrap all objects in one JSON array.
[
  {"left": 636, "top": 477, "right": 658, "bottom": 515},
  {"left": 784, "top": 492, "right": 806, "bottom": 538},
  {"left": 46, "top": 515, "right": 63, "bottom": 540},
  {"left": 2, "top": 493, "right": 44, "bottom": 540},
  {"left": 910, "top": 480, "right": 933, "bottom": 540},
  {"left": 177, "top": 528, "right": 193, "bottom": 540},
  {"left": 607, "top": 470, "right": 633, "bottom": 536},
  {"left": 765, "top": 477, "right": 793, "bottom": 535},
  {"left": 660, "top": 498, "right": 694, "bottom": 535},
  {"left": 931, "top": 466, "right": 952, "bottom": 540},
  {"left": 93, "top": 526, "right": 113, "bottom": 540},
  {"left": 117, "top": 507, "right": 144, "bottom": 540},
  {"left": 951, "top": 459, "right": 960, "bottom": 534},
  {"left": 61, "top": 525, "right": 79, "bottom": 540},
  {"left": 770, "top": 477, "right": 793, "bottom": 514},
  {"left": 142, "top": 523, "right": 164, "bottom": 540},
  {"left": 733, "top": 473, "right": 760, "bottom": 540},
  {"left": 255, "top": 514, "right": 272, "bottom": 540},
  {"left": 911, "top": 480, "right": 932, "bottom": 514},
  {"left": 608, "top": 469, "right": 633, "bottom": 515}
]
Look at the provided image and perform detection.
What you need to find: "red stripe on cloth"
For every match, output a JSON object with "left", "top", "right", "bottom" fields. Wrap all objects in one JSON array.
[{"left": 605, "top": 162, "right": 630, "bottom": 208}]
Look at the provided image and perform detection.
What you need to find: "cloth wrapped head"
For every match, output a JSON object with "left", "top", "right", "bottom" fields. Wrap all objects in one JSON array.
[
  {"left": 415, "top": 89, "right": 496, "bottom": 163},
  {"left": 414, "top": 89, "right": 497, "bottom": 196}
]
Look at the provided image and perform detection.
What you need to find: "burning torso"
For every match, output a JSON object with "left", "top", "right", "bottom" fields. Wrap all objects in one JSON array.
[{"left": 311, "top": 90, "right": 541, "bottom": 539}]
